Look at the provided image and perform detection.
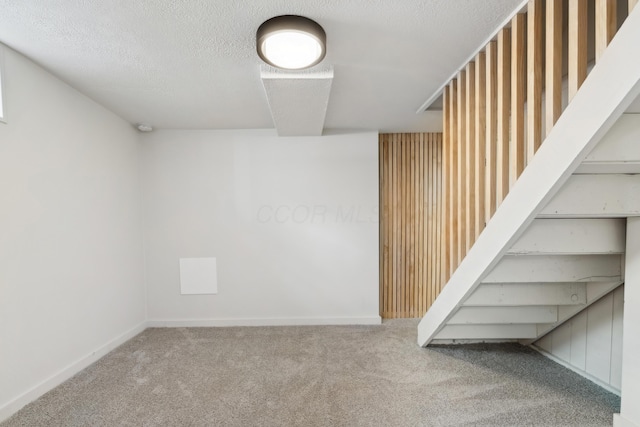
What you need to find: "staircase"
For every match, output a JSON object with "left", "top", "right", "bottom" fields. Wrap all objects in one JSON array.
[{"left": 418, "top": 3, "right": 640, "bottom": 347}]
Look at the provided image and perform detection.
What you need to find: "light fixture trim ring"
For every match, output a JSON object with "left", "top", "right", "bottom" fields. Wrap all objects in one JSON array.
[{"left": 257, "top": 15, "right": 327, "bottom": 70}]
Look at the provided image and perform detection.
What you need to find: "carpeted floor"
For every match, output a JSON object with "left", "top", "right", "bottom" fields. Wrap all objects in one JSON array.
[{"left": 3, "top": 319, "right": 620, "bottom": 426}]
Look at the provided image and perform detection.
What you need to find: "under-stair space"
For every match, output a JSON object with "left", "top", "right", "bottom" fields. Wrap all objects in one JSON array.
[{"left": 437, "top": 218, "right": 625, "bottom": 342}]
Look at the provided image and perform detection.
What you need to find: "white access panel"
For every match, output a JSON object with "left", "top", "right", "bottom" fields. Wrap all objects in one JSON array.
[{"left": 179, "top": 258, "right": 217, "bottom": 295}]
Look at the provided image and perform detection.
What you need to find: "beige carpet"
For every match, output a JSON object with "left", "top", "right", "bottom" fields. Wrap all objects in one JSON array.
[{"left": 3, "top": 319, "right": 619, "bottom": 426}]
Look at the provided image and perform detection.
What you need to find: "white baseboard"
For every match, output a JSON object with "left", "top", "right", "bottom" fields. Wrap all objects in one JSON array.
[
  {"left": 147, "top": 316, "right": 382, "bottom": 327},
  {"left": 614, "top": 414, "right": 640, "bottom": 427},
  {"left": 0, "top": 321, "right": 147, "bottom": 423},
  {"left": 530, "top": 344, "right": 621, "bottom": 396}
]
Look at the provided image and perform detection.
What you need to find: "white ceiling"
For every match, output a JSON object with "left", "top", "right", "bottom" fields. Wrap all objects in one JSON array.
[{"left": 0, "top": 0, "right": 524, "bottom": 133}]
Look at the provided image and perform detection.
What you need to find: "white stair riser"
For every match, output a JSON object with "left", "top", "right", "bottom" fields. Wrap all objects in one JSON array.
[
  {"left": 448, "top": 306, "right": 558, "bottom": 324},
  {"left": 484, "top": 255, "right": 622, "bottom": 283}
]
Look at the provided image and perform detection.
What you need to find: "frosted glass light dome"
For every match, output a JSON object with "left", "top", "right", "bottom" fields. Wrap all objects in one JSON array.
[{"left": 257, "top": 16, "right": 326, "bottom": 70}]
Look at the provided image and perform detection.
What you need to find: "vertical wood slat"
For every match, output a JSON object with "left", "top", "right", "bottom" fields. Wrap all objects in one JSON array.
[
  {"left": 510, "top": 13, "right": 526, "bottom": 188},
  {"left": 457, "top": 71, "right": 467, "bottom": 263},
  {"left": 403, "top": 134, "right": 409, "bottom": 316},
  {"left": 596, "top": 0, "right": 617, "bottom": 62},
  {"left": 527, "top": 0, "right": 544, "bottom": 163},
  {"left": 379, "top": 136, "right": 385, "bottom": 316},
  {"left": 435, "top": 133, "right": 442, "bottom": 310},
  {"left": 392, "top": 134, "right": 398, "bottom": 317},
  {"left": 546, "top": 0, "right": 563, "bottom": 136},
  {"left": 419, "top": 134, "right": 424, "bottom": 316},
  {"left": 379, "top": 133, "right": 443, "bottom": 318},
  {"left": 485, "top": 41, "right": 498, "bottom": 222},
  {"left": 496, "top": 28, "right": 511, "bottom": 208},
  {"left": 465, "top": 63, "right": 476, "bottom": 253},
  {"left": 442, "top": 86, "right": 450, "bottom": 285},
  {"left": 427, "top": 135, "right": 432, "bottom": 310},
  {"left": 410, "top": 134, "right": 416, "bottom": 316},
  {"left": 449, "top": 80, "right": 459, "bottom": 277},
  {"left": 631, "top": 0, "right": 638, "bottom": 12},
  {"left": 569, "top": 0, "right": 588, "bottom": 101},
  {"left": 475, "top": 52, "right": 487, "bottom": 239}
]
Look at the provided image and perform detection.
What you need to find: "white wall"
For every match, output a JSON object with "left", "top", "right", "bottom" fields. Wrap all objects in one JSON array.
[
  {"left": 615, "top": 218, "right": 640, "bottom": 427},
  {"left": 0, "top": 45, "right": 146, "bottom": 419},
  {"left": 141, "top": 129, "right": 380, "bottom": 325},
  {"left": 535, "top": 285, "right": 624, "bottom": 394}
]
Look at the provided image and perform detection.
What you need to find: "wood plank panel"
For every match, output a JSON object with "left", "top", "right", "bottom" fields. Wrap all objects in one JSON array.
[
  {"left": 569, "top": 0, "right": 588, "bottom": 101},
  {"left": 442, "top": 86, "right": 450, "bottom": 284},
  {"left": 434, "top": 132, "right": 443, "bottom": 309},
  {"left": 379, "top": 136, "right": 387, "bottom": 316},
  {"left": 527, "top": 0, "right": 543, "bottom": 163},
  {"left": 496, "top": 28, "right": 511, "bottom": 208},
  {"left": 457, "top": 71, "right": 467, "bottom": 264},
  {"left": 465, "top": 63, "right": 476, "bottom": 253},
  {"left": 475, "top": 52, "right": 487, "bottom": 239},
  {"left": 596, "top": 0, "right": 617, "bottom": 62},
  {"left": 546, "top": 0, "right": 563, "bottom": 136},
  {"left": 379, "top": 133, "right": 443, "bottom": 318},
  {"left": 449, "top": 80, "right": 459, "bottom": 277},
  {"left": 511, "top": 13, "right": 526, "bottom": 187},
  {"left": 485, "top": 41, "right": 498, "bottom": 221}
]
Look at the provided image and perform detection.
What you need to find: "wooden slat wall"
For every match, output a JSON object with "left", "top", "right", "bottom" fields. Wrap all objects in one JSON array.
[
  {"left": 437, "top": 0, "right": 635, "bottom": 290},
  {"left": 380, "top": 133, "right": 443, "bottom": 318},
  {"left": 394, "top": 0, "right": 637, "bottom": 312}
]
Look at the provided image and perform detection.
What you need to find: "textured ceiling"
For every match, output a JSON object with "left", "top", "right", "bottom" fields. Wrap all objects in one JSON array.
[{"left": 0, "top": 0, "right": 524, "bottom": 133}]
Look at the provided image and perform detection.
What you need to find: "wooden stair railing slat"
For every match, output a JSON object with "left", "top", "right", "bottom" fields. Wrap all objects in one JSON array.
[
  {"left": 465, "top": 62, "right": 477, "bottom": 253},
  {"left": 475, "top": 52, "right": 487, "bottom": 239},
  {"left": 510, "top": 13, "right": 526, "bottom": 188},
  {"left": 485, "top": 41, "right": 498, "bottom": 221},
  {"left": 546, "top": 0, "right": 563, "bottom": 137},
  {"left": 496, "top": 28, "right": 511, "bottom": 207},
  {"left": 449, "top": 80, "right": 459, "bottom": 278},
  {"left": 527, "top": 0, "right": 544, "bottom": 163},
  {"left": 568, "top": 0, "right": 588, "bottom": 101},
  {"left": 596, "top": 0, "right": 617, "bottom": 62}
]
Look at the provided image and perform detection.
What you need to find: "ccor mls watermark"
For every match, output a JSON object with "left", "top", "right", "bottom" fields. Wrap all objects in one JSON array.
[{"left": 256, "top": 205, "right": 379, "bottom": 224}]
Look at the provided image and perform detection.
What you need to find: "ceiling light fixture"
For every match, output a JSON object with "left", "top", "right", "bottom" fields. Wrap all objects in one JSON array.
[{"left": 257, "top": 15, "right": 326, "bottom": 70}]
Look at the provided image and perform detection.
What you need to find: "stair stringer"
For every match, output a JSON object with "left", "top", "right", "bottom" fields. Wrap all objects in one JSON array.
[{"left": 418, "top": 7, "right": 640, "bottom": 347}]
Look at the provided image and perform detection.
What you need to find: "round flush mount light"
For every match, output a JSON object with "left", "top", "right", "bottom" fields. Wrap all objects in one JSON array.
[{"left": 257, "top": 15, "right": 326, "bottom": 70}]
